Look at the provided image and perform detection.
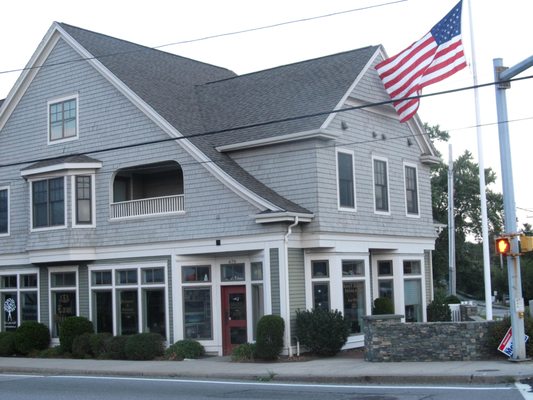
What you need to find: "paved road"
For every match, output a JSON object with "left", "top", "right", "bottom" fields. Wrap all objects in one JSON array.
[{"left": 0, "top": 374, "right": 530, "bottom": 400}]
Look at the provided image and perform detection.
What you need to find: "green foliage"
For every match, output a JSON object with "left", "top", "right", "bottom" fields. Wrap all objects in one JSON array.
[
  {"left": 125, "top": 333, "right": 164, "bottom": 360},
  {"left": 59, "top": 316, "right": 94, "bottom": 353},
  {"left": 444, "top": 295, "right": 461, "bottom": 304},
  {"left": 89, "top": 332, "right": 113, "bottom": 359},
  {"left": 296, "top": 308, "right": 349, "bottom": 357},
  {"left": 37, "top": 346, "right": 65, "bottom": 358},
  {"left": 231, "top": 343, "right": 256, "bottom": 362},
  {"left": 164, "top": 339, "right": 205, "bottom": 360},
  {"left": 372, "top": 297, "right": 394, "bottom": 315},
  {"left": 72, "top": 332, "right": 92, "bottom": 359},
  {"left": 0, "top": 332, "right": 16, "bottom": 356},
  {"left": 255, "top": 314, "right": 285, "bottom": 360},
  {"left": 106, "top": 335, "right": 128, "bottom": 360},
  {"left": 488, "top": 316, "right": 533, "bottom": 357},
  {"left": 427, "top": 291, "right": 452, "bottom": 322},
  {"left": 14, "top": 321, "right": 50, "bottom": 355}
]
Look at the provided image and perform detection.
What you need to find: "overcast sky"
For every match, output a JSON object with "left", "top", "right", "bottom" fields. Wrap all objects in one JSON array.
[{"left": 1, "top": 0, "right": 532, "bottom": 227}]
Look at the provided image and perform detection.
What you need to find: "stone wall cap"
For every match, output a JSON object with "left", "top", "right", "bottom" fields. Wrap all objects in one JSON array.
[{"left": 363, "top": 314, "right": 404, "bottom": 321}]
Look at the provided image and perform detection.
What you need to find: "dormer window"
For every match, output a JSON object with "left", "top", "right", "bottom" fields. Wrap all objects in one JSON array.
[{"left": 48, "top": 96, "right": 78, "bottom": 143}]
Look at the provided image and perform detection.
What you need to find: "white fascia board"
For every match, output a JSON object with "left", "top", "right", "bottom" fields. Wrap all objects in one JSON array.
[
  {"left": 255, "top": 212, "right": 314, "bottom": 224},
  {"left": 20, "top": 162, "right": 103, "bottom": 177},
  {"left": 0, "top": 25, "right": 60, "bottom": 131},
  {"left": 54, "top": 24, "right": 283, "bottom": 213},
  {"left": 215, "top": 130, "right": 337, "bottom": 152},
  {"left": 321, "top": 47, "right": 382, "bottom": 130},
  {"left": 0, "top": 252, "right": 32, "bottom": 265},
  {"left": 28, "top": 247, "right": 97, "bottom": 264}
]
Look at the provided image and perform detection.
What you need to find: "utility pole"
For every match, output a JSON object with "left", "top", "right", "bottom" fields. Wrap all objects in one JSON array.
[
  {"left": 493, "top": 56, "right": 533, "bottom": 361},
  {"left": 448, "top": 144, "right": 456, "bottom": 296}
]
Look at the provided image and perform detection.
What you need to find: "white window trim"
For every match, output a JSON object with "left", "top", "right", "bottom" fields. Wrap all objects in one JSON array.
[
  {"left": 336, "top": 149, "right": 357, "bottom": 212},
  {"left": 0, "top": 186, "right": 9, "bottom": 237},
  {"left": 48, "top": 266, "right": 79, "bottom": 338},
  {"left": 47, "top": 93, "right": 79, "bottom": 145},
  {"left": 400, "top": 256, "right": 426, "bottom": 322},
  {"left": 71, "top": 174, "right": 96, "bottom": 228},
  {"left": 0, "top": 269, "right": 40, "bottom": 330},
  {"left": 29, "top": 176, "right": 67, "bottom": 232},
  {"left": 372, "top": 155, "right": 391, "bottom": 215},
  {"left": 403, "top": 162, "right": 420, "bottom": 218},
  {"left": 88, "top": 263, "right": 168, "bottom": 338}
]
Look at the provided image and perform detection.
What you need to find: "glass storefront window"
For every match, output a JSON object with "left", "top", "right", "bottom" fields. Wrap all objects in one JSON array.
[
  {"left": 251, "top": 262, "right": 263, "bottom": 281},
  {"left": 1, "top": 275, "right": 17, "bottom": 289},
  {"left": 92, "top": 271, "right": 111, "bottom": 286},
  {"left": 51, "top": 272, "right": 76, "bottom": 287},
  {"left": 311, "top": 261, "right": 329, "bottom": 278},
  {"left": 251, "top": 284, "right": 264, "bottom": 340},
  {"left": 52, "top": 291, "right": 76, "bottom": 337},
  {"left": 21, "top": 292, "right": 38, "bottom": 322},
  {"left": 313, "top": 282, "right": 329, "bottom": 310},
  {"left": 342, "top": 260, "right": 364, "bottom": 277},
  {"left": 118, "top": 290, "right": 138, "bottom": 335},
  {"left": 182, "top": 266, "right": 211, "bottom": 283},
  {"left": 378, "top": 260, "right": 393, "bottom": 276},
  {"left": 117, "top": 270, "right": 137, "bottom": 285},
  {"left": 2, "top": 293, "right": 17, "bottom": 331},
  {"left": 21, "top": 274, "right": 37, "bottom": 288},
  {"left": 221, "top": 264, "right": 245, "bottom": 282},
  {"left": 1, "top": 272, "right": 39, "bottom": 332},
  {"left": 93, "top": 291, "right": 113, "bottom": 334},
  {"left": 183, "top": 288, "right": 212, "bottom": 339},
  {"left": 143, "top": 268, "right": 164, "bottom": 284},
  {"left": 404, "top": 279, "right": 422, "bottom": 322},
  {"left": 143, "top": 289, "right": 165, "bottom": 337},
  {"left": 403, "top": 260, "right": 421, "bottom": 275},
  {"left": 343, "top": 281, "right": 365, "bottom": 334},
  {"left": 378, "top": 280, "right": 394, "bottom": 301}
]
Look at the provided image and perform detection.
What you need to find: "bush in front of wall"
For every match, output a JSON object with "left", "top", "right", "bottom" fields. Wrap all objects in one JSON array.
[
  {"left": 89, "top": 332, "right": 113, "bottom": 359},
  {"left": 444, "top": 295, "right": 462, "bottom": 304},
  {"left": 106, "top": 335, "right": 128, "bottom": 360},
  {"left": 59, "top": 316, "right": 94, "bottom": 353},
  {"left": 426, "top": 292, "right": 452, "bottom": 322},
  {"left": 255, "top": 314, "right": 285, "bottom": 360},
  {"left": 372, "top": 297, "right": 394, "bottom": 315},
  {"left": 231, "top": 342, "right": 256, "bottom": 362},
  {"left": 125, "top": 333, "right": 164, "bottom": 360},
  {"left": 72, "top": 332, "right": 93, "bottom": 358},
  {"left": 0, "top": 332, "right": 16, "bottom": 356},
  {"left": 296, "top": 308, "right": 349, "bottom": 357},
  {"left": 14, "top": 321, "right": 51, "bottom": 355},
  {"left": 164, "top": 339, "right": 205, "bottom": 360}
]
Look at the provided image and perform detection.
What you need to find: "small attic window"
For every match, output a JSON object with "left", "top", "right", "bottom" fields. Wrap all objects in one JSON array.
[{"left": 48, "top": 95, "right": 78, "bottom": 143}]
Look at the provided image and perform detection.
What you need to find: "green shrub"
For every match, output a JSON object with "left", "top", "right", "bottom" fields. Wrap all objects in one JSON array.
[
  {"left": 231, "top": 342, "right": 256, "bottom": 362},
  {"left": 89, "top": 332, "right": 113, "bottom": 359},
  {"left": 427, "top": 292, "right": 452, "bottom": 322},
  {"left": 296, "top": 308, "right": 349, "bottom": 357},
  {"left": 59, "top": 316, "right": 94, "bottom": 353},
  {"left": 106, "top": 335, "right": 128, "bottom": 360},
  {"left": 164, "top": 339, "right": 205, "bottom": 360},
  {"left": 37, "top": 346, "right": 65, "bottom": 358},
  {"left": 0, "top": 332, "right": 16, "bottom": 356},
  {"left": 255, "top": 314, "right": 285, "bottom": 360},
  {"left": 72, "top": 332, "right": 92, "bottom": 359},
  {"left": 372, "top": 297, "right": 394, "bottom": 315},
  {"left": 444, "top": 295, "right": 461, "bottom": 304},
  {"left": 14, "top": 321, "right": 50, "bottom": 355},
  {"left": 125, "top": 333, "right": 164, "bottom": 360}
]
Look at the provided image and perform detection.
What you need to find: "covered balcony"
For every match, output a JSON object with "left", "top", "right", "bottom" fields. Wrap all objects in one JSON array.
[{"left": 110, "top": 161, "right": 184, "bottom": 219}]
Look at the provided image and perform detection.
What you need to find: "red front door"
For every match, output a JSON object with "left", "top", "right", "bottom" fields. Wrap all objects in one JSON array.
[{"left": 221, "top": 285, "right": 247, "bottom": 355}]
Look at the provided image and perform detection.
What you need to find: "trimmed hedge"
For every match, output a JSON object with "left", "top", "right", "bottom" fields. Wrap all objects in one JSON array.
[
  {"left": 107, "top": 335, "right": 128, "bottom": 360},
  {"left": 165, "top": 339, "right": 205, "bottom": 360},
  {"left": 125, "top": 333, "right": 164, "bottom": 360},
  {"left": 296, "top": 308, "right": 349, "bottom": 356},
  {"left": 89, "top": 332, "right": 113, "bottom": 359},
  {"left": 72, "top": 333, "right": 92, "bottom": 359},
  {"left": 14, "top": 321, "right": 50, "bottom": 355},
  {"left": 372, "top": 297, "right": 394, "bottom": 315},
  {"left": 427, "top": 292, "right": 452, "bottom": 322},
  {"left": 59, "top": 316, "right": 94, "bottom": 353},
  {"left": 255, "top": 314, "right": 284, "bottom": 360},
  {"left": 0, "top": 332, "right": 16, "bottom": 356}
]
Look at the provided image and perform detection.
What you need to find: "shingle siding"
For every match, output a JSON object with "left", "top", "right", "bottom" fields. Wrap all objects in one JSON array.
[
  {"left": 270, "top": 248, "right": 280, "bottom": 316},
  {"left": 288, "top": 248, "right": 305, "bottom": 344}
]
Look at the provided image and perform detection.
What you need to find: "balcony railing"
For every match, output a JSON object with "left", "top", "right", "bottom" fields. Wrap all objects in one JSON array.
[{"left": 110, "top": 194, "right": 184, "bottom": 219}]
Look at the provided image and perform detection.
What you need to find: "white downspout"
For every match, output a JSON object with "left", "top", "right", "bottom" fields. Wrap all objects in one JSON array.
[{"left": 283, "top": 216, "right": 299, "bottom": 357}]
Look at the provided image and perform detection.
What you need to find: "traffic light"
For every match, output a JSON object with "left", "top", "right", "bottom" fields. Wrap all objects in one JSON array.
[
  {"left": 520, "top": 235, "right": 533, "bottom": 252},
  {"left": 495, "top": 237, "right": 511, "bottom": 255}
]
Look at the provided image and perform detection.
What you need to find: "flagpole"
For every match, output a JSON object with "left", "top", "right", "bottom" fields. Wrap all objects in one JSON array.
[{"left": 467, "top": 0, "right": 493, "bottom": 320}]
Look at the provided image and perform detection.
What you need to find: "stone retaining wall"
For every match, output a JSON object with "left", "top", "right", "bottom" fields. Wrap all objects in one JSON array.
[{"left": 363, "top": 315, "right": 495, "bottom": 362}]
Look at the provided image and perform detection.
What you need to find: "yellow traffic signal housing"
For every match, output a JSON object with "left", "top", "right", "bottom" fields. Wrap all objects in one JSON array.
[
  {"left": 520, "top": 235, "right": 533, "bottom": 252},
  {"left": 495, "top": 237, "right": 511, "bottom": 255}
]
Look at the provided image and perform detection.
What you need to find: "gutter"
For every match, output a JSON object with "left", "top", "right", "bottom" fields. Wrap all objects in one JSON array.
[{"left": 283, "top": 216, "right": 299, "bottom": 357}]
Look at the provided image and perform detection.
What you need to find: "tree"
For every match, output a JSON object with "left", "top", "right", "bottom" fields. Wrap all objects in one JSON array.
[{"left": 427, "top": 124, "right": 504, "bottom": 297}]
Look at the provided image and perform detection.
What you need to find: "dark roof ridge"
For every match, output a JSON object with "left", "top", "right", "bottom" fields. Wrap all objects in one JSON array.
[
  {"left": 200, "top": 45, "right": 379, "bottom": 86},
  {"left": 57, "top": 22, "right": 235, "bottom": 74}
]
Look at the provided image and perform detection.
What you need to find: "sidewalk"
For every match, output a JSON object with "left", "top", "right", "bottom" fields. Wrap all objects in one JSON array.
[{"left": 0, "top": 354, "right": 531, "bottom": 385}]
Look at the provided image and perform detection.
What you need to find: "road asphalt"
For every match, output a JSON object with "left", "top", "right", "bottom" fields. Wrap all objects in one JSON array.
[{"left": 0, "top": 353, "right": 531, "bottom": 385}]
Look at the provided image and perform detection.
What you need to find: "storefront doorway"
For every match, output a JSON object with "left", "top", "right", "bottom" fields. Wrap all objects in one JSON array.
[{"left": 221, "top": 285, "right": 247, "bottom": 355}]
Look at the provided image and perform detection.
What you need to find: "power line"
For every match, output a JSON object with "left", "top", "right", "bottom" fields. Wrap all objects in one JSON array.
[
  {"left": 0, "top": 0, "right": 407, "bottom": 78},
  {"left": 1, "top": 73, "right": 533, "bottom": 171}
]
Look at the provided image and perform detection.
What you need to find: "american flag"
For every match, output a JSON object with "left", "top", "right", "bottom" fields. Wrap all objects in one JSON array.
[{"left": 375, "top": 1, "right": 467, "bottom": 123}]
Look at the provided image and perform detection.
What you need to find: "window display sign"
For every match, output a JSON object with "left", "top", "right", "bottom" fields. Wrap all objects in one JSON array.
[{"left": 3, "top": 295, "right": 17, "bottom": 331}]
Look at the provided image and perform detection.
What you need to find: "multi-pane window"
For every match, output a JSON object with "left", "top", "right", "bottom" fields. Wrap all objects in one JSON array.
[
  {"left": 0, "top": 273, "right": 38, "bottom": 332},
  {"left": 405, "top": 165, "right": 419, "bottom": 215},
  {"left": 342, "top": 260, "right": 366, "bottom": 335},
  {"left": 32, "top": 177, "right": 65, "bottom": 228},
  {"left": 49, "top": 98, "right": 77, "bottom": 141},
  {"left": 403, "top": 260, "right": 423, "bottom": 322},
  {"left": 373, "top": 158, "right": 389, "bottom": 212},
  {"left": 183, "top": 288, "right": 212, "bottom": 340},
  {"left": 337, "top": 151, "right": 355, "bottom": 209},
  {"left": 75, "top": 176, "right": 92, "bottom": 224},
  {"left": 377, "top": 260, "right": 394, "bottom": 307},
  {"left": 311, "top": 260, "right": 329, "bottom": 310},
  {"left": 50, "top": 271, "right": 77, "bottom": 337},
  {"left": 0, "top": 188, "right": 8, "bottom": 234}
]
